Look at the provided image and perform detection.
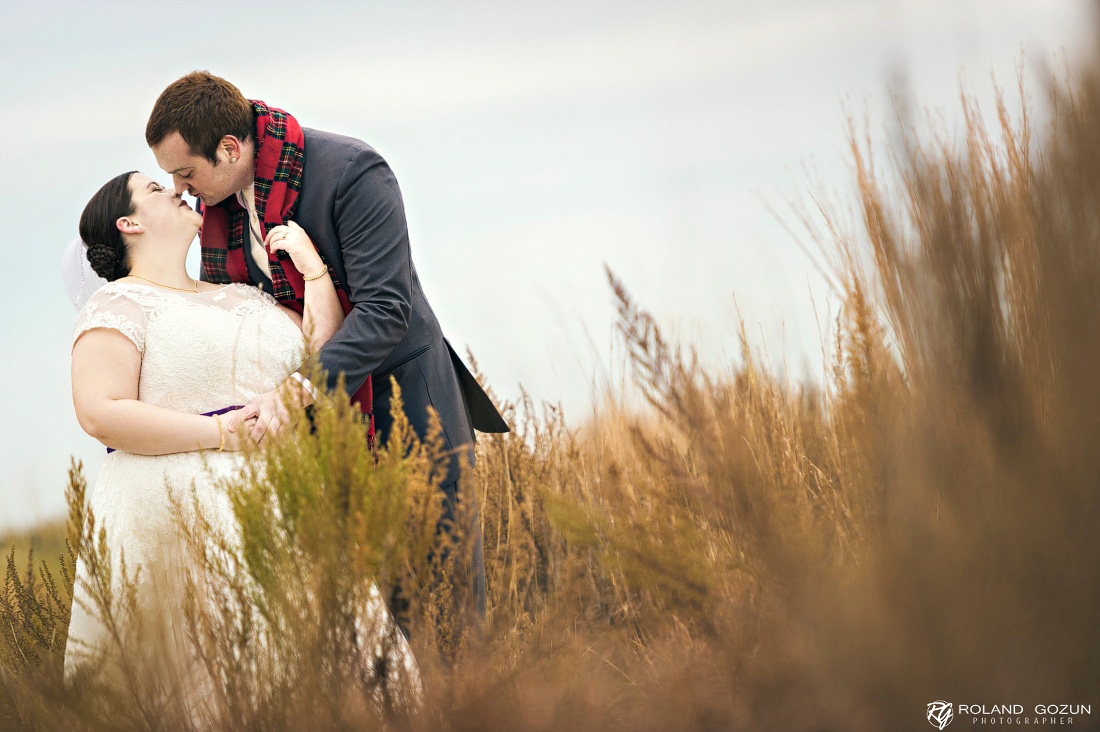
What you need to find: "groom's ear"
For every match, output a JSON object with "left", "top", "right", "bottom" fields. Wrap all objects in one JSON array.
[
  {"left": 220, "top": 135, "right": 243, "bottom": 161},
  {"left": 116, "top": 216, "right": 143, "bottom": 236}
]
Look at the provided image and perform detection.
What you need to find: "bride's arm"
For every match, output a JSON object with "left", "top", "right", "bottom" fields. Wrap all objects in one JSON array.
[
  {"left": 72, "top": 329, "right": 248, "bottom": 455},
  {"left": 266, "top": 221, "right": 345, "bottom": 353}
]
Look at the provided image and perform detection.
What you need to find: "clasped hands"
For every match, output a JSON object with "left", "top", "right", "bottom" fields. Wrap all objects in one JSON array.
[{"left": 225, "top": 380, "right": 310, "bottom": 447}]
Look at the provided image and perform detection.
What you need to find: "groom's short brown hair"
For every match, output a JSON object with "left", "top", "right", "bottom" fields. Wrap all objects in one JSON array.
[{"left": 145, "top": 71, "right": 254, "bottom": 163}]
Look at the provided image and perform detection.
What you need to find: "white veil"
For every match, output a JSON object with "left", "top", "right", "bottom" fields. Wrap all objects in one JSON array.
[{"left": 62, "top": 236, "right": 107, "bottom": 310}]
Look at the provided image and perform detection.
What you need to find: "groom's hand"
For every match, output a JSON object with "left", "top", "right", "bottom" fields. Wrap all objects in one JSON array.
[{"left": 227, "top": 389, "right": 291, "bottom": 445}]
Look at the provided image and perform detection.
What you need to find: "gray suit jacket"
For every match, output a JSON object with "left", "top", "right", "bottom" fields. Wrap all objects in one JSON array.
[{"left": 223, "top": 127, "right": 508, "bottom": 469}]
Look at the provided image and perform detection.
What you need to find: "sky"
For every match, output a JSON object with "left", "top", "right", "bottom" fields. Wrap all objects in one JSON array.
[{"left": 0, "top": 0, "right": 1093, "bottom": 532}]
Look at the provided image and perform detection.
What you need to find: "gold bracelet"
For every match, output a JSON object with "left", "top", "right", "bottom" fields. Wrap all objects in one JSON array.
[
  {"left": 303, "top": 264, "right": 328, "bottom": 281},
  {"left": 213, "top": 414, "right": 226, "bottom": 452}
]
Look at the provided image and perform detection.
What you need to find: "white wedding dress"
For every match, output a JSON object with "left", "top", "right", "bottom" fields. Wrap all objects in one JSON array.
[{"left": 64, "top": 281, "right": 419, "bottom": 720}]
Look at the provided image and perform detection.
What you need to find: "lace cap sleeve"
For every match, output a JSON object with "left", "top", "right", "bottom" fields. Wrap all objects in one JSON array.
[{"left": 72, "top": 285, "right": 148, "bottom": 353}]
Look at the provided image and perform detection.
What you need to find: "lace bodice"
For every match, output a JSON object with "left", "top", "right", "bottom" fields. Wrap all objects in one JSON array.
[{"left": 73, "top": 281, "right": 305, "bottom": 413}]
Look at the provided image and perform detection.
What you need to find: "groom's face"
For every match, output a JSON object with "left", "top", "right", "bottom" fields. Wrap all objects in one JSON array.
[{"left": 151, "top": 131, "right": 242, "bottom": 207}]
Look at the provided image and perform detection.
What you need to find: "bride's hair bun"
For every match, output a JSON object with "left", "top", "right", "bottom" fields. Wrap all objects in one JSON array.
[
  {"left": 84, "top": 240, "right": 123, "bottom": 281},
  {"left": 79, "top": 171, "right": 138, "bottom": 282}
]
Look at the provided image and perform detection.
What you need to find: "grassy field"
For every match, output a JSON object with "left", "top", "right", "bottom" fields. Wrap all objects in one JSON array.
[
  {"left": 2, "top": 521, "right": 67, "bottom": 583},
  {"left": 4, "top": 68, "right": 1100, "bottom": 730}
]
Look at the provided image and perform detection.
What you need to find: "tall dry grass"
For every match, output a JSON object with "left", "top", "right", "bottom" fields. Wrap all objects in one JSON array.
[{"left": 4, "top": 62, "right": 1100, "bottom": 730}]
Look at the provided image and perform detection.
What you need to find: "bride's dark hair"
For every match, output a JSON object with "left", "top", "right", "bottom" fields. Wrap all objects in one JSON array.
[{"left": 79, "top": 171, "right": 138, "bottom": 281}]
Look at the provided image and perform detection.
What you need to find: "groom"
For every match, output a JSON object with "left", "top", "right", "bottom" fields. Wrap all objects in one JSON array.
[{"left": 145, "top": 71, "right": 507, "bottom": 625}]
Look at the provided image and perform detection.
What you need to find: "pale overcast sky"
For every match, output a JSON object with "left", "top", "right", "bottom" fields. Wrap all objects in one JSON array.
[{"left": 0, "top": 0, "right": 1092, "bottom": 531}]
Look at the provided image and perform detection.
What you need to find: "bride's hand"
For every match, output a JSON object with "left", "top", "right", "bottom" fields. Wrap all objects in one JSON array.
[
  {"left": 220, "top": 410, "right": 258, "bottom": 451},
  {"left": 265, "top": 221, "right": 326, "bottom": 279}
]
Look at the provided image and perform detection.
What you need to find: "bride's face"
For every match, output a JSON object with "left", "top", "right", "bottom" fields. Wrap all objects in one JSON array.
[{"left": 125, "top": 173, "right": 202, "bottom": 238}]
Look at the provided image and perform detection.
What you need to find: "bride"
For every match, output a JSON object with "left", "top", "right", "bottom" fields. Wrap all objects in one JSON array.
[{"left": 65, "top": 171, "right": 419, "bottom": 722}]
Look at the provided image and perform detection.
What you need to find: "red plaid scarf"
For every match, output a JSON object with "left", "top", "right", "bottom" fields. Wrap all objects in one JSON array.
[{"left": 200, "top": 100, "right": 373, "bottom": 430}]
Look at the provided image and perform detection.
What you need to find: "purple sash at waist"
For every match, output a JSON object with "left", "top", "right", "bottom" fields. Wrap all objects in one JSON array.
[{"left": 105, "top": 405, "right": 244, "bottom": 454}]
